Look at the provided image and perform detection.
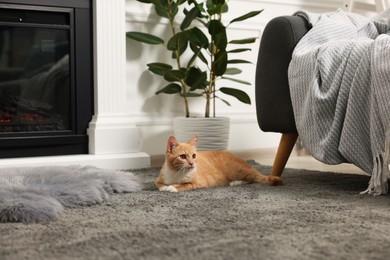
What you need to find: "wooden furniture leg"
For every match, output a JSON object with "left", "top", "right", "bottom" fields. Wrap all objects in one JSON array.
[{"left": 271, "top": 133, "right": 299, "bottom": 177}]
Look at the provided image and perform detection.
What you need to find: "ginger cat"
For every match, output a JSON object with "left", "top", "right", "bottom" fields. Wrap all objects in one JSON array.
[{"left": 156, "top": 135, "right": 283, "bottom": 192}]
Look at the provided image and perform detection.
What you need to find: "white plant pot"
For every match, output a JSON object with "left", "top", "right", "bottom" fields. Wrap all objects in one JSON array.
[{"left": 173, "top": 117, "right": 230, "bottom": 151}]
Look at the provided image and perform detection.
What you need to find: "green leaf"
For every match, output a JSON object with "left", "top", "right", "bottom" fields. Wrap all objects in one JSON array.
[
  {"left": 187, "top": 46, "right": 202, "bottom": 68},
  {"left": 216, "top": 96, "right": 231, "bottom": 106},
  {"left": 206, "top": 0, "right": 227, "bottom": 15},
  {"left": 224, "top": 68, "right": 242, "bottom": 75},
  {"left": 221, "top": 76, "right": 251, "bottom": 85},
  {"left": 164, "top": 69, "right": 186, "bottom": 82},
  {"left": 230, "top": 10, "right": 263, "bottom": 24},
  {"left": 185, "top": 67, "right": 207, "bottom": 90},
  {"left": 167, "top": 31, "right": 189, "bottom": 51},
  {"left": 213, "top": 27, "right": 227, "bottom": 50},
  {"left": 126, "top": 32, "right": 164, "bottom": 45},
  {"left": 137, "top": 0, "right": 154, "bottom": 3},
  {"left": 229, "top": 37, "right": 257, "bottom": 44},
  {"left": 212, "top": 0, "right": 225, "bottom": 4},
  {"left": 206, "top": 0, "right": 218, "bottom": 15},
  {"left": 151, "top": 1, "right": 178, "bottom": 17},
  {"left": 189, "top": 0, "right": 206, "bottom": 14},
  {"left": 222, "top": 3, "right": 228, "bottom": 13},
  {"left": 190, "top": 43, "right": 208, "bottom": 65},
  {"left": 147, "top": 63, "right": 172, "bottom": 76},
  {"left": 154, "top": 3, "right": 169, "bottom": 18},
  {"left": 189, "top": 27, "right": 209, "bottom": 48},
  {"left": 227, "top": 59, "right": 252, "bottom": 64},
  {"left": 219, "top": 87, "right": 251, "bottom": 104},
  {"left": 170, "top": 1, "right": 179, "bottom": 17},
  {"left": 181, "top": 7, "right": 199, "bottom": 30},
  {"left": 175, "top": 40, "right": 188, "bottom": 58},
  {"left": 208, "top": 20, "right": 224, "bottom": 35},
  {"left": 214, "top": 50, "right": 227, "bottom": 76},
  {"left": 156, "top": 83, "right": 182, "bottom": 94},
  {"left": 228, "top": 48, "right": 251, "bottom": 53}
]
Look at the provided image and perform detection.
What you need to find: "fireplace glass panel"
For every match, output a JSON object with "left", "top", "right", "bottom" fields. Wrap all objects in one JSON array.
[{"left": 0, "top": 9, "right": 71, "bottom": 133}]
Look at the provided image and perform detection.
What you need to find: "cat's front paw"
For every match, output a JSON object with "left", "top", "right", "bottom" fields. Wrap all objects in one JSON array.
[{"left": 159, "top": 185, "right": 178, "bottom": 192}]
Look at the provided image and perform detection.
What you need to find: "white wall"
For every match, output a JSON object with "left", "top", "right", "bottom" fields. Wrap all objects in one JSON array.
[{"left": 125, "top": 0, "right": 346, "bottom": 156}]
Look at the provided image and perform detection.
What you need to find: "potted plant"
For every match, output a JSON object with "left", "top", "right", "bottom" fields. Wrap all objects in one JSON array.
[{"left": 127, "top": 0, "right": 262, "bottom": 150}]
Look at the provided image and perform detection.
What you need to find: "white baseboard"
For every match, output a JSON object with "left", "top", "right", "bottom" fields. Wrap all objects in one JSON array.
[{"left": 0, "top": 152, "right": 150, "bottom": 170}]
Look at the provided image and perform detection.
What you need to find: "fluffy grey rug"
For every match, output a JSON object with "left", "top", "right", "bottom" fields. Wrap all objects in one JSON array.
[
  {"left": 1, "top": 161, "right": 390, "bottom": 260},
  {"left": 0, "top": 165, "right": 142, "bottom": 223}
]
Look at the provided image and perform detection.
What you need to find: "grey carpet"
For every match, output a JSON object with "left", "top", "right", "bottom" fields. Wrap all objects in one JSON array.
[{"left": 1, "top": 161, "right": 390, "bottom": 260}]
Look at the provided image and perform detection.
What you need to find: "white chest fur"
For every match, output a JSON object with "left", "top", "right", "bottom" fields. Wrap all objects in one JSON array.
[{"left": 161, "top": 164, "right": 196, "bottom": 185}]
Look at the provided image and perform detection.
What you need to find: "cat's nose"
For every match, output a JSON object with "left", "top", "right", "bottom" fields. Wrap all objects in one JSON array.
[{"left": 189, "top": 162, "right": 194, "bottom": 167}]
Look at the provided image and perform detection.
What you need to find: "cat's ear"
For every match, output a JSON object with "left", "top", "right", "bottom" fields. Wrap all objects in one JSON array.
[
  {"left": 188, "top": 135, "right": 198, "bottom": 147},
  {"left": 167, "top": 136, "right": 178, "bottom": 153}
]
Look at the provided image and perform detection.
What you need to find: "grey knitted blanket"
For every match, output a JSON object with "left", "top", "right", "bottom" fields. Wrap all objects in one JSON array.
[{"left": 288, "top": 9, "right": 390, "bottom": 195}]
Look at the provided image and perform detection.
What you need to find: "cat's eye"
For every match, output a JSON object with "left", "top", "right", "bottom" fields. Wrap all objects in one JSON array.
[
  {"left": 192, "top": 154, "right": 196, "bottom": 159},
  {"left": 179, "top": 154, "right": 187, "bottom": 159}
]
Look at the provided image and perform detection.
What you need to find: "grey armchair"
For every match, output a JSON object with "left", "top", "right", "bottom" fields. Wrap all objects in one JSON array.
[{"left": 255, "top": 15, "right": 311, "bottom": 176}]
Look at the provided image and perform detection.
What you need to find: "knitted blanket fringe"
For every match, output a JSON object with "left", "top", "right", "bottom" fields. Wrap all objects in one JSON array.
[
  {"left": 289, "top": 9, "right": 390, "bottom": 195},
  {"left": 361, "top": 132, "right": 390, "bottom": 195}
]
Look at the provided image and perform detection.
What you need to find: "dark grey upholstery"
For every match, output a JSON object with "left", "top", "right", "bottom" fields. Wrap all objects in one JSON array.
[{"left": 255, "top": 16, "right": 311, "bottom": 134}]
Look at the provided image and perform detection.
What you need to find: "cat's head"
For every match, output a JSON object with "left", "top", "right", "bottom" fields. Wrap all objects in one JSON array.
[{"left": 165, "top": 135, "right": 198, "bottom": 171}]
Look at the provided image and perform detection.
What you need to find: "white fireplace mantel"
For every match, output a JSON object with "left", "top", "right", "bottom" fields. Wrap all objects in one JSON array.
[{"left": 0, "top": 0, "right": 150, "bottom": 169}]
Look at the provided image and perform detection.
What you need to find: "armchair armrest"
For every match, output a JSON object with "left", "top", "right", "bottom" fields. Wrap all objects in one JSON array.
[{"left": 255, "top": 15, "right": 311, "bottom": 133}]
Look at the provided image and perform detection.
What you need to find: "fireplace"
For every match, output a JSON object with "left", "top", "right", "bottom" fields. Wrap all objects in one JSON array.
[{"left": 0, "top": 0, "right": 92, "bottom": 158}]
